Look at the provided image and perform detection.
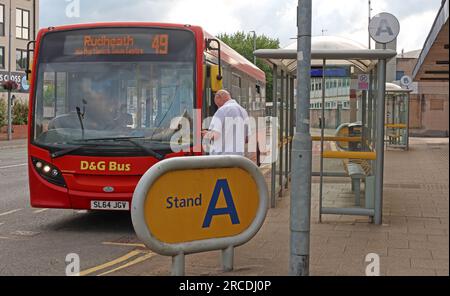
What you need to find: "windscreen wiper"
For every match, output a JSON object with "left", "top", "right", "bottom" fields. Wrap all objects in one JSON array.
[
  {"left": 51, "top": 144, "right": 97, "bottom": 159},
  {"left": 76, "top": 99, "right": 87, "bottom": 140},
  {"left": 123, "top": 138, "right": 164, "bottom": 160}
]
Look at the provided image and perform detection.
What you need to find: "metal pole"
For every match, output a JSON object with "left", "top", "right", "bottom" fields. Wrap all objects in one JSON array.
[
  {"left": 250, "top": 30, "right": 257, "bottom": 65},
  {"left": 7, "top": 0, "right": 12, "bottom": 141},
  {"left": 279, "top": 70, "right": 284, "bottom": 196},
  {"left": 372, "top": 72, "right": 377, "bottom": 150},
  {"left": 271, "top": 65, "right": 278, "bottom": 208},
  {"left": 368, "top": 0, "right": 372, "bottom": 49},
  {"left": 253, "top": 31, "right": 257, "bottom": 65},
  {"left": 406, "top": 93, "right": 410, "bottom": 150},
  {"left": 375, "top": 56, "right": 387, "bottom": 225},
  {"left": 367, "top": 71, "right": 373, "bottom": 149},
  {"left": 222, "top": 246, "right": 234, "bottom": 272},
  {"left": 287, "top": 76, "right": 291, "bottom": 175},
  {"left": 285, "top": 73, "right": 290, "bottom": 189},
  {"left": 362, "top": 90, "right": 367, "bottom": 151},
  {"left": 289, "top": 76, "right": 295, "bottom": 173},
  {"left": 319, "top": 59, "right": 326, "bottom": 223},
  {"left": 290, "top": 0, "right": 312, "bottom": 276},
  {"left": 171, "top": 253, "right": 185, "bottom": 276}
]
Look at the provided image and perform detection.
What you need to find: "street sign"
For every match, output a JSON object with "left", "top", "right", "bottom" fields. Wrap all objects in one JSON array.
[
  {"left": 131, "top": 155, "right": 268, "bottom": 276},
  {"left": 369, "top": 12, "right": 400, "bottom": 44},
  {"left": 400, "top": 75, "right": 412, "bottom": 88},
  {"left": 358, "top": 74, "right": 370, "bottom": 90}
]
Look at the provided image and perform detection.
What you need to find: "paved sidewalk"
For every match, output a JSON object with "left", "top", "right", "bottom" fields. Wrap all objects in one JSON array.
[
  {"left": 0, "top": 139, "right": 27, "bottom": 150},
  {"left": 112, "top": 138, "right": 450, "bottom": 276}
]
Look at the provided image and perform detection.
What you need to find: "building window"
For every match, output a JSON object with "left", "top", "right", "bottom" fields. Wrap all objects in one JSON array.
[
  {"left": 16, "top": 49, "right": 28, "bottom": 70},
  {"left": 0, "top": 4, "right": 5, "bottom": 36},
  {"left": 396, "top": 71, "right": 405, "bottom": 81},
  {"left": 430, "top": 99, "right": 444, "bottom": 111},
  {"left": 0, "top": 47, "right": 4, "bottom": 69},
  {"left": 16, "top": 8, "right": 30, "bottom": 40}
]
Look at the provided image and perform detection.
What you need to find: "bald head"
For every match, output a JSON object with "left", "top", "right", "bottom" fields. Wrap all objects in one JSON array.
[{"left": 214, "top": 89, "right": 231, "bottom": 108}]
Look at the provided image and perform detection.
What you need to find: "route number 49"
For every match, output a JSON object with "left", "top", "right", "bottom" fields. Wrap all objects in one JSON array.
[{"left": 152, "top": 34, "right": 169, "bottom": 55}]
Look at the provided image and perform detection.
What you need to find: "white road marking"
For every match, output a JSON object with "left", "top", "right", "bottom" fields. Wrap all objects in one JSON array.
[
  {"left": 33, "top": 209, "right": 48, "bottom": 214},
  {"left": 0, "top": 209, "right": 22, "bottom": 217},
  {"left": 0, "top": 163, "right": 27, "bottom": 170},
  {"left": 11, "top": 230, "right": 41, "bottom": 237}
]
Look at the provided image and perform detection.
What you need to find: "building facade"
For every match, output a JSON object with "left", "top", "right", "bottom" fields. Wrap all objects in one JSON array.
[
  {"left": 0, "top": 0, "right": 39, "bottom": 103},
  {"left": 409, "top": 0, "right": 449, "bottom": 137}
]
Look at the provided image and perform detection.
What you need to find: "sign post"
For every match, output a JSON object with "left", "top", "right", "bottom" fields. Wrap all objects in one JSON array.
[
  {"left": 369, "top": 12, "right": 400, "bottom": 225},
  {"left": 290, "top": 0, "right": 313, "bottom": 276},
  {"left": 131, "top": 155, "right": 269, "bottom": 276}
]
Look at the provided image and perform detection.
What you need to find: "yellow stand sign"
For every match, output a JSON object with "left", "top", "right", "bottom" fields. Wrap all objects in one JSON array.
[{"left": 131, "top": 155, "right": 269, "bottom": 276}]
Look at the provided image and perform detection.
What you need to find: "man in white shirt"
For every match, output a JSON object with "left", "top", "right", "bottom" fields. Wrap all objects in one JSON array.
[{"left": 202, "top": 90, "right": 249, "bottom": 156}]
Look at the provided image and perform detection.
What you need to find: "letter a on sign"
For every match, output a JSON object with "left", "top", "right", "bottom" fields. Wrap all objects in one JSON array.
[
  {"left": 376, "top": 19, "right": 394, "bottom": 37},
  {"left": 202, "top": 179, "right": 240, "bottom": 228},
  {"left": 369, "top": 12, "right": 400, "bottom": 44}
]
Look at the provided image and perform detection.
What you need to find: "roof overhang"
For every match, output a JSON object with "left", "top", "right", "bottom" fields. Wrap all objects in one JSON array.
[
  {"left": 413, "top": 0, "right": 449, "bottom": 81},
  {"left": 254, "top": 49, "right": 397, "bottom": 75}
]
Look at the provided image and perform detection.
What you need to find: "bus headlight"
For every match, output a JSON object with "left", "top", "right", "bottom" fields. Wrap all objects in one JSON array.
[{"left": 31, "top": 157, "right": 66, "bottom": 188}]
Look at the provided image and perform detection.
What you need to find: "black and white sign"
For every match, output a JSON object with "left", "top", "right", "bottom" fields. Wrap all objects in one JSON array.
[
  {"left": 400, "top": 75, "right": 412, "bottom": 88},
  {"left": 369, "top": 12, "right": 400, "bottom": 44}
]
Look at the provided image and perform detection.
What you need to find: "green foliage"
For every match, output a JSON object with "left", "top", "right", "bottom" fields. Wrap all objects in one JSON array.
[
  {"left": 0, "top": 99, "right": 6, "bottom": 127},
  {"left": 12, "top": 101, "right": 29, "bottom": 125},
  {"left": 216, "top": 31, "right": 280, "bottom": 102},
  {"left": 43, "top": 84, "right": 56, "bottom": 106}
]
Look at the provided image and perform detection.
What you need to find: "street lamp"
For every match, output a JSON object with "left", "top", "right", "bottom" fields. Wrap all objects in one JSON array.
[
  {"left": 7, "top": 0, "right": 12, "bottom": 141},
  {"left": 368, "top": 0, "right": 373, "bottom": 49},
  {"left": 249, "top": 30, "right": 257, "bottom": 65}
]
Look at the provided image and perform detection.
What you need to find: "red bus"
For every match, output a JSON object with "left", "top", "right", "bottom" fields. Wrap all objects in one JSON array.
[{"left": 27, "top": 23, "right": 266, "bottom": 211}]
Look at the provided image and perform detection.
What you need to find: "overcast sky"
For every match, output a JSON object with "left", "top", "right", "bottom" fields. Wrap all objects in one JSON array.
[{"left": 40, "top": 0, "right": 443, "bottom": 52}]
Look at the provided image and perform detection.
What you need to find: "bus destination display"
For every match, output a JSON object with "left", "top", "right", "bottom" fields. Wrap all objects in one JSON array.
[{"left": 64, "top": 33, "right": 169, "bottom": 56}]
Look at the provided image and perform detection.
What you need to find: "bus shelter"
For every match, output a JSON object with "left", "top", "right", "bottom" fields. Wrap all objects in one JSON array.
[
  {"left": 255, "top": 37, "right": 397, "bottom": 224},
  {"left": 385, "top": 83, "right": 412, "bottom": 150}
]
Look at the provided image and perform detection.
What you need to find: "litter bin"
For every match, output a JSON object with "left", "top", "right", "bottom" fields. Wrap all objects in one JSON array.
[{"left": 348, "top": 121, "right": 362, "bottom": 151}]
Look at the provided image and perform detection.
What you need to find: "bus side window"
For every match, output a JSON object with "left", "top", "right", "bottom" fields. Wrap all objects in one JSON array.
[
  {"left": 231, "top": 73, "right": 241, "bottom": 102},
  {"left": 55, "top": 72, "right": 67, "bottom": 116},
  {"left": 43, "top": 72, "right": 56, "bottom": 119}
]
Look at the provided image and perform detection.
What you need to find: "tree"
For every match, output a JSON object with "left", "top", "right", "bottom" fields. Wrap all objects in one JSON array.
[{"left": 217, "top": 32, "right": 280, "bottom": 102}]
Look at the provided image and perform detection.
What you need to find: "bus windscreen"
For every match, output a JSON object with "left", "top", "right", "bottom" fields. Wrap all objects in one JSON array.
[{"left": 32, "top": 27, "right": 196, "bottom": 156}]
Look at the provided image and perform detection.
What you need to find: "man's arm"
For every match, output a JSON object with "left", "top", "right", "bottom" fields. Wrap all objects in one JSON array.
[
  {"left": 204, "top": 111, "right": 223, "bottom": 141},
  {"left": 202, "top": 129, "right": 221, "bottom": 141}
]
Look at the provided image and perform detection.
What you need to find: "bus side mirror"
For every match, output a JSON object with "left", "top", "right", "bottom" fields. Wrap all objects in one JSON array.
[
  {"left": 210, "top": 65, "right": 223, "bottom": 92},
  {"left": 26, "top": 41, "right": 36, "bottom": 81},
  {"left": 206, "top": 38, "right": 223, "bottom": 92}
]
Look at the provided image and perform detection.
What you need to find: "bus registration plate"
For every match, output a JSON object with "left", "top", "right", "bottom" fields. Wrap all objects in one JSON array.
[{"left": 91, "top": 201, "right": 130, "bottom": 211}]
